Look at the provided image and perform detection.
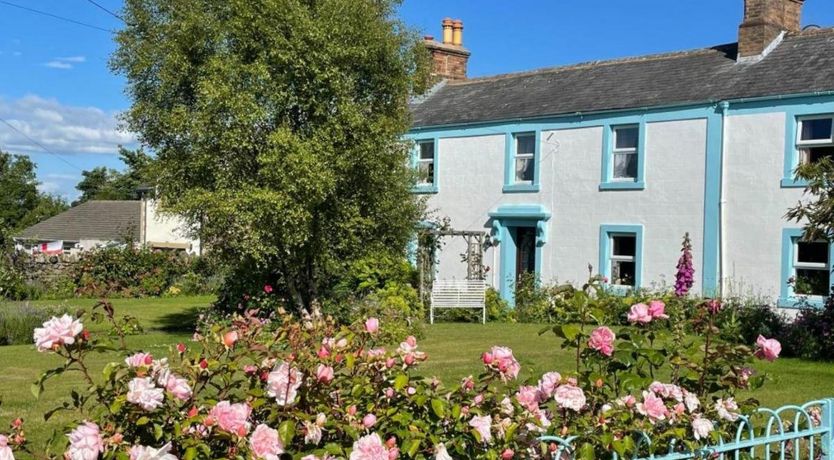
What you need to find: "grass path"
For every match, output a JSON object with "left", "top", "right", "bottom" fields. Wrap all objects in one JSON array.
[{"left": 0, "top": 297, "right": 832, "bottom": 453}]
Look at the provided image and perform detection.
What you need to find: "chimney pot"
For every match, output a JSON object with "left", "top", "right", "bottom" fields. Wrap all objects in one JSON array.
[
  {"left": 442, "top": 18, "right": 454, "bottom": 44},
  {"left": 452, "top": 19, "right": 464, "bottom": 46}
]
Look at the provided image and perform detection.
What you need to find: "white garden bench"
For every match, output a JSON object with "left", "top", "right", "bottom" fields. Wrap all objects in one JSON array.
[{"left": 429, "top": 279, "right": 487, "bottom": 324}]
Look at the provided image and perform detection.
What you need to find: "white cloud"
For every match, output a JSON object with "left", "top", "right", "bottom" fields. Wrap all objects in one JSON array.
[
  {"left": 38, "top": 173, "right": 81, "bottom": 201},
  {"left": 0, "top": 95, "right": 136, "bottom": 156},
  {"left": 44, "top": 55, "right": 86, "bottom": 70},
  {"left": 45, "top": 60, "right": 73, "bottom": 69}
]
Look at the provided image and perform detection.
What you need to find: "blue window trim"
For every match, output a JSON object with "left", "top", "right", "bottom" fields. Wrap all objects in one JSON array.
[
  {"left": 598, "top": 224, "right": 644, "bottom": 295},
  {"left": 778, "top": 228, "right": 832, "bottom": 309},
  {"left": 503, "top": 131, "right": 541, "bottom": 193},
  {"left": 600, "top": 122, "right": 646, "bottom": 191},
  {"left": 781, "top": 112, "right": 834, "bottom": 188},
  {"left": 412, "top": 137, "right": 439, "bottom": 194},
  {"left": 488, "top": 204, "right": 551, "bottom": 306}
]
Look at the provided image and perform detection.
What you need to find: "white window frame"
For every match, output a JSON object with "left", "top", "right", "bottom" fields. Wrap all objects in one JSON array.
[
  {"left": 792, "top": 239, "right": 830, "bottom": 298},
  {"left": 611, "top": 125, "right": 639, "bottom": 181},
  {"left": 609, "top": 233, "right": 637, "bottom": 287},
  {"left": 796, "top": 116, "right": 834, "bottom": 165},
  {"left": 513, "top": 133, "right": 536, "bottom": 185},
  {"left": 416, "top": 140, "right": 435, "bottom": 186}
]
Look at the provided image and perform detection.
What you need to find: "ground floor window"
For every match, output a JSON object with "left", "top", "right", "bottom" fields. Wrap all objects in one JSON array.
[
  {"left": 780, "top": 228, "right": 834, "bottom": 308},
  {"left": 599, "top": 224, "right": 643, "bottom": 292}
]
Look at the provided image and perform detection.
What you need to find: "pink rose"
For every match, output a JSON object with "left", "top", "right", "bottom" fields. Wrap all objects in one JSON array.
[
  {"left": 647, "top": 300, "right": 669, "bottom": 319},
  {"left": 554, "top": 383, "right": 586, "bottom": 412},
  {"left": 537, "top": 372, "right": 562, "bottom": 398},
  {"left": 263, "top": 284, "right": 273, "bottom": 294},
  {"left": 588, "top": 326, "right": 616, "bottom": 357},
  {"left": 125, "top": 352, "right": 153, "bottom": 368},
  {"left": 127, "top": 377, "right": 164, "bottom": 411},
  {"left": 501, "top": 449, "right": 514, "bottom": 460},
  {"left": 714, "top": 398, "right": 740, "bottom": 422},
  {"left": 129, "top": 443, "right": 178, "bottom": 460},
  {"left": 249, "top": 424, "right": 283, "bottom": 459},
  {"left": 755, "top": 335, "right": 781, "bottom": 362},
  {"left": 364, "top": 318, "right": 379, "bottom": 334},
  {"left": 223, "top": 330, "right": 239, "bottom": 348},
  {"left": 0, "top": 435, "right": 11, "bottom": 460},
  {"left": 165, "top": 375, "right": 192, "bottom": 401},
  {"left": 350, "top": 433, "right": 391, "bottom": 460},
  {"left": 627, "top": 303, "right": 653, "bottom": 324},
  {"left": 515, "top": 385, "right": 540, "bottom": 413},
  {"left": 636, "top": 391, "right": 668, "bottom": 422},
  {"left": 266, "top": 361, "right": 304, "bottom": 406},
  {"left": 209, "top": 401, "right": 252, "bottom": 435},
  {"left": 468, "top": 415, "right": 492, "bottom": 444},
  {"left": 398, "top": 336, "right": 418, "bottom": 354},
  {"left": 316, "top": 364, "right": 334, "bottom": 384},
  {"left": 691, "top": 417, "right": 714, "bottom": 441},
  {"left": 362, "top": 414, "right": 377, "bottom": 429},
  {"left": 66, "top": 421, "right": 103, "bottom": 460},
  {"left": 33, "top": 314, "right": 83, "bottom": 352},
  {"left": 486, "top": 346, "right": 520, "bottom": 381}
]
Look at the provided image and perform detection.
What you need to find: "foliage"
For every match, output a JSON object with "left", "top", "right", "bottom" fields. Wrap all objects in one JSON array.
[
  {"left": 0, "top": 151, "right": 67, "bottom": 240},
  {"left": 0, "top": 304, "right": 68, "bottom": 345},
  {"left": 16, "top": 285, "right": 781, "bottom": 459},
  {"left": 112, "top": 0, "right": 431, "bottom": 312},
  {"left": 785, "top": 156, "right": 834, "bottom": 242},
  {"left": 780, "top": 298, "right": 834, "bottom": 361},
  {"left": 74, "top": 147, "right": 155, "bottom": 204},
  {"left": 70, "top": 247, "right": 197, "bottom": 298}
]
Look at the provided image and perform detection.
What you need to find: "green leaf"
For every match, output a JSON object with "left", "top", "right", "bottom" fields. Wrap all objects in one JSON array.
[
  {"left": 183, "top": 447, "right": 197, "bottom": 460},
  {"left": 30, "top": 383, "right": 41, "bottom": 399},
  {"left": 578, "top": 443, "right": 596, "bottom": 459},
  {"left": 393, "top": 373, "right": 409, "bottom": 391},
  {"left": 278, "top": 420, "right": 295, "bottom": 446},
  {"left": 561, "top": 324, "right": 582, "bottom": 341},
  {"left": 153, "top": 424, "right": 163, "bottom": 441},
  {"left": 430, "top": 399, "right": 446, "bottom": 418},
  {"left": 136, "top": 416, "right": 150, "bottom": 426}
]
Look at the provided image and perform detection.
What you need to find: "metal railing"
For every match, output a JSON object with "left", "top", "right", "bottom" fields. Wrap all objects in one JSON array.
[{"left": 539, "top": 398, "right": 834, "bottom": 459}]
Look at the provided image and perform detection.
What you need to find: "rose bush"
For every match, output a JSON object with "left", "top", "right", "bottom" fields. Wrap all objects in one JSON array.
[{"left": 3, "top": 287, "right": 782, "bottom": 459}]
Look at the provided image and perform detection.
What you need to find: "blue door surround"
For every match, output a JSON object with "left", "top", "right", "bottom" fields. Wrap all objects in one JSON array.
[{"left": 488, "top": 204, "right": 551, "bottom": 306}]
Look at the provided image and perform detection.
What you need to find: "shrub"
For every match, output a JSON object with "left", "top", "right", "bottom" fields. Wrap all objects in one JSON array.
[
  {"left": 16, "top": 287, "right": 781, "bottom": 459},
  {"left": 71, "top": 247, "right": 193, "bottom": 298},
  {"left": 0, "top": 304, "right": 68, "bottom": 345},
  {"left": 780, "top": 300, "right": 834, "bottom": 361}
]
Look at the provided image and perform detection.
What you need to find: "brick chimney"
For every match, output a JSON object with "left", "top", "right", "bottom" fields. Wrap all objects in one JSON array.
[
  {"left": 738, "top": 0, "right": 804, "bottom": 59},
  {"left": 423, "top": 18, "right": 470, "bottom": 81}
]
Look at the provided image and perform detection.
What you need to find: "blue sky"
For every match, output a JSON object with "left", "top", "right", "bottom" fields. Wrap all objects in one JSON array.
[{"left": 1, "top": 0, "right": 833, "bottom": 201}]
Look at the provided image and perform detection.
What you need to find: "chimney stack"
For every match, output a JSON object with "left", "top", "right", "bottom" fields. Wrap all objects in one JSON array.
[
  {"left": 424, "top": 18, "right": 470, "bottom": 81},
  {"left": 738, "top": 0, "right": 804, "bottom": 60}
]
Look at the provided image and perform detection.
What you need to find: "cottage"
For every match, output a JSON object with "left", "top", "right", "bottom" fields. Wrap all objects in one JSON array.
[
  {"left": 410, "top": 0, "right": 834, "bottom": 310},
  {"left": 14, "top": 197, "right": 200, "bottom": 256}
]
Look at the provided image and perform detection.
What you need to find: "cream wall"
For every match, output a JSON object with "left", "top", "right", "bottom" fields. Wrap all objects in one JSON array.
[{"left": 142, "top": 199, "right": 201, "bottom": 255}]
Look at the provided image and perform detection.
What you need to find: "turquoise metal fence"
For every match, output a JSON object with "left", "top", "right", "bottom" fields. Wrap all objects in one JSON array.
[{"left": 539, "top": 398, "right": 834, "bottom": 459}]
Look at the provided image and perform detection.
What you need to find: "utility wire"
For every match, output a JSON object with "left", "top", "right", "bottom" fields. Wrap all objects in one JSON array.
[
  {"left": 0, "top": 117, "right": 84, "bottom": 172},
  {"left": 0, "top": 0, "right": 112, "bottom": 33},
  {"left": 84, "top": 0, "right": 123, "bottom": 22}
]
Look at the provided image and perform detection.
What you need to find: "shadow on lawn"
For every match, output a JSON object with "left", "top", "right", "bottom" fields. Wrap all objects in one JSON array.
[{"left": 156, "top": 306, "right": 202, "bottom": 333}]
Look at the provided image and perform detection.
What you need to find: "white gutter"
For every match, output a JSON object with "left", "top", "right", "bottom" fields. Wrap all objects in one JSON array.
[{"left": 718, "top": 101, "right": 730, "bottom": 298}]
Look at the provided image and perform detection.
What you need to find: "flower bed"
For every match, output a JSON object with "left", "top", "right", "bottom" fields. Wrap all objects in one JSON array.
[{"left": 2, "top": 293, "right": 782, "bottom": 459}]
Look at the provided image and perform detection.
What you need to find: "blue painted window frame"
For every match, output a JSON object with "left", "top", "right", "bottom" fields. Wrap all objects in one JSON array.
[
  {"left": 503, "top": 131, "right": 541, "bottom": 193},
  {"left": 600, "top": 122, "right": 646, "bottom": 190},
  {"left": 412, "top": 137, "right": 439, "bottom": 194},
  {"left": 781, "top": 112, "right": 834, "bottom": 188},
  {"left": 778, "top": 228, "right": 833, "bottom": 309},
  {"left": 599, "top": 224, "right": 644, "bottom": 294}
]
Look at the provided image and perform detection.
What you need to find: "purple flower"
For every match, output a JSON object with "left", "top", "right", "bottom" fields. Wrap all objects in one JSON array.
[{"left": 674, "top": 233, "right": 695, "bottom": 297}]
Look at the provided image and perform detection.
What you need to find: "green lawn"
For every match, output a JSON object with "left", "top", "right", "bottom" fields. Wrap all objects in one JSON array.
[{"left": 0, "top": 296, "right": 833, "bottom": 452}]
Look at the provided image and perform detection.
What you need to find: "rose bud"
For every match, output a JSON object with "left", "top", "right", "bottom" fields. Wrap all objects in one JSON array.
[
  {"left": 222, "top": 331, "right": 239, "bottom": 348},
  {"left": 176, "top": 343, "right": 186, "bottom": 353},
  {"left": 199, "top": 358, "right": 208, "bottom": 369}
]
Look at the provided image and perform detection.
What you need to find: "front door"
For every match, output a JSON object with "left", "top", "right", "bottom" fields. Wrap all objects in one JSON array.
[{"left": 514, "top": 226, "right": 537, "bottom": 280}]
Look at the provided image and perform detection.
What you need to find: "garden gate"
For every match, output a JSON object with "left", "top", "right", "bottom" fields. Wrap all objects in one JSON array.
[{"left": 540, "top": 398, "right": 834, "bottom": 459}]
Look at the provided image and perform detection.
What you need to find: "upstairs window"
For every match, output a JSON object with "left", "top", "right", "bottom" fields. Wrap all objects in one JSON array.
[
  {"left": 514, "top": 133, "right": 536, "bottom": 184},
  {"left": 415, "top": 139, "right": 436, "bottom": 188},
  {"left": 612, "top": 126, "right": 639, "bottom": 180},
  {"left": 798, "top": 116, "right": 834, "bottom": 165}
]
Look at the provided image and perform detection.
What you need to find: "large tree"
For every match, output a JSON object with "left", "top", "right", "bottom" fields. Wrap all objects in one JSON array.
[
  {"left": 112, "top": 0, "right": 429, "bottom": 309},
  {"left": 75, "top": 147, "right": 154, "bottom": 204},
  {"left": 0, "top": 150, "right": 68, "bottom": 245}
]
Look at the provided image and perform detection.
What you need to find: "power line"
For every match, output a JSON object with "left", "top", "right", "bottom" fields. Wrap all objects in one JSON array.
[
  {"left": 0, "top": 0, "right": 113, "bottom": 33},
  {"left": 84, "top": 0, "right": 123, "bottom": 22},
  {"left": 0, "top": 117, "right": 84, "bottom": 172}
]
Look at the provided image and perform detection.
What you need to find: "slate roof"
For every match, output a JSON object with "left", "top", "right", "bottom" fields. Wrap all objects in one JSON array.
[
  {"left": 410, "top": 29, "right": 834, "bottom": 128},
  {"left": 15, "top": 200, "right": 141, "bottom": 242}
]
